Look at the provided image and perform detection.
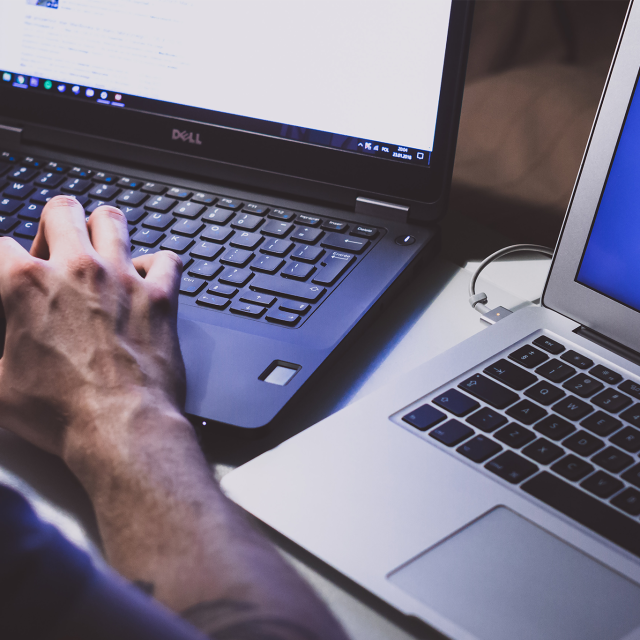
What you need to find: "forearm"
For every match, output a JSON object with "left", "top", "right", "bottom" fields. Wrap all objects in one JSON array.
[{"left": 64, "top": 400, "right": 348, "bottom": 640}]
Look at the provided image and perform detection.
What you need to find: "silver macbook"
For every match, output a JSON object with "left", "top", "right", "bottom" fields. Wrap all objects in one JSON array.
[{"left": 222, "top": 3, "right": 640, "bottom": 638}]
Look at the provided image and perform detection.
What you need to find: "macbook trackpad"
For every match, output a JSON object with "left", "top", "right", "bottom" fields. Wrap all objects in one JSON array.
[{"left": 388, "top": 507, "right": 640, "bottom": 640}]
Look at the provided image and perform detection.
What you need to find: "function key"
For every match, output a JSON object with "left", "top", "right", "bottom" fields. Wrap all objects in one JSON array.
[
  {"left": 243, "top": 203, "right": 269, "bottom": 216},
  {"left": 432, "top": 389, "right": 479, "bottom": 417},
  {"left": 21, "top": 156, "right": 44, "bottom": 168},
  {"left": 216, "top": 197, "right": 243, "bottom": 211},
  {"left": 560, "top": 350, "right": 594, "bottom": 370},
  {"left": 508, "top": 345, "right": 548, "bottom": 369},
  {"left": 94, "top": 172, "right": 119, "bottom": 184},
  {"left": 322, "top": 220, "right": 348, "bottom": 233},
  {"left": 69, "top": 167, "right": 93, "bottom": 179},
  {"left": 619, "top": 379, "right": 640, "bottom": 400},
  {"left": 351, "top": 225, "right": 379, "bottom": 239},
  {"left": 192, "top": 192, "right": 217, "bottom": 205},
  {"left": 265, "top": 309, "right": 300, "bottom": 326},
  {"left": 9, "top": 166, "right": 39, "bottom": 182},
  {"left": 269, "top": 208, "right": 296, "bottom": 221},
  {"left": 532, "top": 335, "right": 565, "bottom": 355},
  {"left": 589, "top": 364, "right": 622, "bottom": 385},
  {"left": 168, "top": 187, "right": 192, "bottom": 200},
  {"left": 141, "top": 182, "right": 167, "bottom": 195},
  {"left": 485, "top": 451, "right": 538, "bottom": 484},
  {"left": 1, "top": 151, "right": 17, "bottom": 162},
  {"left": 295, "top": 214, "right": 321, "bottom": 227},
  {"left": 45, "top": 161, "right": 68, "bottom": 174},
  {"left": 117, "top": 177, "right": 141, "bottom": 189}
]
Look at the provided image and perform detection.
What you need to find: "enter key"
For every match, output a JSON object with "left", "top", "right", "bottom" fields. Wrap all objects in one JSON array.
[{"left": 312, "top": 251, "right": 355, "bottom": 286}]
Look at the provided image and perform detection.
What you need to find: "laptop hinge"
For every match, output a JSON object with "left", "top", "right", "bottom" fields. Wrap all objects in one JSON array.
[
  {"left": 574, "top": 325, "right": 640, "bottom": 368},
  {"left": 0, "top": 124, "right": 22, "bottom": 148},
  {"left": 355, "top": 197, "right": 409, "bottom": 222}
]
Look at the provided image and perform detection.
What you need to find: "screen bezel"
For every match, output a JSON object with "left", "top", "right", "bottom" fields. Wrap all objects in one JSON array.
[
  {"left": 0, "top": 1, "right": 472, "bottom": 216},
  {"left": 543, "top": 0, "right": 640, "bottom": 353}
]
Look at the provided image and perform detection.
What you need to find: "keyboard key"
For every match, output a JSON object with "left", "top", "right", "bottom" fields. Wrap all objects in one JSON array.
[
  {"left": 590, "top": 364, "right": 623, "bottom": 385},
  {"left": 485, "top": 451, "right": 538, "bottom": 484},
  {"left": 196, "top": 293, "right": 230, "bottom": 310},
  {"left": 68, "top": 167, "right": 93, "bottom": 179},
  {"left": 231, "top": 213, "right": 263, "bottom": 231},
  {"left": 429, "top": 419, "right": 474, "bottom": 446},
  {"left": 580, "top": 411, "right": 622, "bottom": 436},
  {"left": 591, "top": 446, "right": 634, "bottom": 473},
  {"left": 552, "top": 395, "right": 592, "bottom": 420},
  {"left": 610, "top": 426, "right": 640, "bottom": 453},
  {"left": 168, "top": 187, "right": 192, "bottom": 200},
  {"left": 321, "top": 232, "right": 369, "bottom": 254},
  {"left": 458, "top": 374, "right": 519, "bottom": 409},
  {"left": 351, "top": 225, "right": 379, "bottom": 239},
  {"left": 0, "top": 197, "right": 22, "bottom": 215},
  {"left": 189, "top": 260, "right": 222, "bottom": 279},
  {"left": 581, "top": 471, "right": 624, "bottom": 499},
  {"left": 18, "top": 203, "right": 43, "bottom": 221},
  {"left": 524, "top": 471, "right": 640, "bottom": 562},
  {"left": 231, "top": 231, "right": 263, "bottom": 250},
  {"left": 293, "top": 214, "right": 321, "bottom": 227},
  {"left": 564, "top": 430, "right": 604, "bottom": 456},
  {"left": 141, "top": 182, "right": 167, "bottom": 194},
  {"left": 262, "top": 220, "right": 293, "bottom": 237},
  {"left": 551, "top": 454, "right": 594, "bottom": 481},
  {"left": 404, "top": 405, "right": 449, "bottom": 431},
  {"left": 131, "top": 246, "right": 158, "bottom": 260},
  {"left": 117, "top": 177, "right": 141, "bottom": 189},
  {"left": 457, "top": 435, "right": 502, "bottom": 463},
  {"left": 131, "top": 228, "right": 164, "bottom": 247},
  {"left": 291, "top": 245, "right": 325, "bottom": 263},
  {"left": 524, "top": 381, "right": 565, "bottom": 405},
  {"left": 484, "top": 359, "right": 537, "bottom": 390},
  {"left": 240, "top": 291, "right": 275, "bottom": 307},
  {"left": 611, "top": 488, "right": 640, "bottom": 516},
  {"left": 281, "top": 262, "right": 315, "bottom": 280},
  {"left": 90, "top": 184, "right": 120, "bottom": 200},
  {"left": 534, "top": 414, "right": 575, "bottom": 440},
  {"left": 179, "top": 275, "right": 206, "bottom": 296},
  {"left": 242, "top": 203, "right": 269, "bottom": 216},
  {"left": 269, "top": 208, "right": 295, "bottom": 220},
  {"left": 173, "top": 202, "right": 206, "bottom": 219},
  {"left": 0, "top": 215, "right": 19, "bottom": 233},
  {"left": 172, "top": 218, "right": 204, "bottom": 237},
  {"left": 219, "top": 268, "right": 254, "bottom": 287},
  {"left": 535, "top": 359, "right": 576, "bottom": 383},
  {"left": 207, "top": 283, "right": 237, "bottom": 297},
  {"left": 201, "top": 225, "right": 234, "bottom": 244},
  {"left": 432, "top": 389, "right": 480, "bottom": 417},
  {"left": 143, "top": 212, "right": 174, "bottom": 231},
  {"left": 505, "top": 400, "right": 547, "bottom": 425},
  {"left": 291, "top": 227, "right": 323, "bottom": 244},
  {"left": 620, "top": 404, "right": 640, "bottom": 428},
  {"left": 250, "top": 274, "right": 325, "bottom": 302},
  {"left": 121, "top": 206, "right": 146, "bottom": 224},
  {"left": 495, "top": 423, "right": 536, "bottom": 448},
  {"left": 251, "top": 255, "right": 284, "bottom": 274},
  {"left": 280, "top": 301, "right": 310, "bottom": 314},
  {"left": 61, "top": 178, "right": 91, "bottom": 195},
  {"left": 30, "top": 188, "right": 59, "bottom": 205},
  {"left": 562, "top": 374, "right": 604, "bottom": 398},
  {"left": 466, "top": 407, "right": 507, "bottom": 433},
  {"left": 202, "top": 208, "right": 234, "bottom": 225},
  {"left": 618, "top": 380, "right": 640, "bottom": 401},
  {"left": 322, "top": 220, "right": 348, "bottom": 232},
  {"left": 592, "top": 388, "right": 632, "bottom": 413},
  {"left": 8, "top": 166, "right": 38, "bottom": 182},
  {"left": 190, "top": 241, "right": 223, "bottom": 260},
  {"left": 508, "top": 345, "right": 548, "bottom": 369},
  {"left": 261, "top": 238, "right": 293, "bottom": 256},
  {"left": 146, "top": 196, "right": 177, "bottom": 213},
  {"left": 216, "top": 197, "right": 244, "bottom": 211},
  {"left": 192, "top": 192, "right": 216, "bottom": 205},
  {"left": 4, "top": 182, "right": 35, "bottom": 200},
  {"left": 117, "top": 190, "right": 147, "bottom": 207},
  {"left": 220, "top": 248, "right": 254, "bottom": 268},
  {"left": 265, "top": 309, "right": 300, "bottom": 326},
  {"left": 36, "top": 172, "right": 65, "bottom": 188},
  {"left": 13, "top": 220, "right": 38, "bottom": 239},
  {"left": 622, "top": 464, "right": 640, "bottom": 490},
  {"left": 561, "top": 350, "right": 593, "bottom": 370},
  {"left": 230, "top": 301, "right": 265, "bottom": 318},
  {"left": 532, "top": 335, "right": 565, "bottom": 355},
  {"left": 160, "top": 235, "right": 194, "bottom": 254},
  {"left": 521, "top": 438, "right": 563, "bottom": 465}
]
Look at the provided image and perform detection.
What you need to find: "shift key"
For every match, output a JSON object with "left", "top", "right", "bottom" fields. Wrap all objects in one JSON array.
[
  {"left": 458, "top": 374, "right": 519, "bottom": 409},
  {"left": 250, "top": 273, "right": 326, "bottom": 302},
  {"left": 321, "top": 232, "right": 370, "bottom": 253}
]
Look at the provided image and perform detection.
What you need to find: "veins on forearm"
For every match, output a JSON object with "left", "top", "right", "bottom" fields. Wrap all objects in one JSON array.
[{"left": 181, "top": 599, "right": 322, "bottom": 640}]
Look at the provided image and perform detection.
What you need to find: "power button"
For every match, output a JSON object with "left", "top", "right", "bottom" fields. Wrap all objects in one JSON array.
[{"left": 395, "top": 235, "right": 416, "bottom": 246}]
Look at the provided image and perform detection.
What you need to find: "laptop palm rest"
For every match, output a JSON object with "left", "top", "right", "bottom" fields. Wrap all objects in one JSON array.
[{"left": 388, "top": 507, "right": 640, "bottom": 640}]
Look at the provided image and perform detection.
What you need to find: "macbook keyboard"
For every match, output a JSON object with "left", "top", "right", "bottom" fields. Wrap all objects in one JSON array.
[
  {"left": 0, "top": 151, "right": 383, "bottom": 328},
  {"left": 400, "top": 334, "right": 640, "bottom": 559}
]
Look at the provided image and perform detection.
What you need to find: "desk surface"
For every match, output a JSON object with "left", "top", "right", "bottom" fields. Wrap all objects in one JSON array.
[{"left": 0, "top": 210, "right": 553, "bottom": 640}]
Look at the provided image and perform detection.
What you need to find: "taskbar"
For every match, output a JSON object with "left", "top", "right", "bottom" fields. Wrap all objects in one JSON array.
[{"left": 1, "top": 70, "right": 432, "bottom": 167}]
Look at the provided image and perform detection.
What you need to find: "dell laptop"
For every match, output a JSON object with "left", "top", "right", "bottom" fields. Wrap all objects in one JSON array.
[
  {"left": 0, "top": 0, "right": 472, "bottom": 430},
  {"left": 222, "top": 3, "right": 640, "bottom": 639}
]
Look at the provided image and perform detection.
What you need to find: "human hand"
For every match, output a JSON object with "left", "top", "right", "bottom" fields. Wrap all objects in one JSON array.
[{"left": 0, "top": 196, "right": 187, "bottom": 463}]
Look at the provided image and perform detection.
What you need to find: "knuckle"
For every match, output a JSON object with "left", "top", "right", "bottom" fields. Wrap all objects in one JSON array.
[
  {"left": 147, "top": 284, "right": 174, "bottom": 314},
  {"left": 7, "top": 257, "right": 47, "bottom": 293}
]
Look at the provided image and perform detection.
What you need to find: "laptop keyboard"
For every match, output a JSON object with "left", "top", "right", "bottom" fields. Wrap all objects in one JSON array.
[
  {"left": 0, "top": 150, "right": 383, "bottom": 328},
  {"left": 400, "top": 334, "right": 640, "bottom": 559}
]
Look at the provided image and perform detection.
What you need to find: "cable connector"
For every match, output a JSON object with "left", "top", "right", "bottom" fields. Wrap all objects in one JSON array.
[{"left": 480, "top": 306, "right": 513, "bottom": 325}]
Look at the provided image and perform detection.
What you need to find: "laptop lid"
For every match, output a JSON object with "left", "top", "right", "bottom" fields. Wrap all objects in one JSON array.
[
  {"left": 544, "top": 0, "right": 640, "bottom": 354},
  {"left": 0, "top": 1, "right": 472, "bottom": 224}
]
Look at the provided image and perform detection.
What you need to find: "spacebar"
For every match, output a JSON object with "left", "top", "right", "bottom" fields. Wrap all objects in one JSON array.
[
  {"left": 250, "top": 274, "right": 326, "bottom": 302},
  {"left": 522, "top": 471, "right": 640, "bottom": 559}
]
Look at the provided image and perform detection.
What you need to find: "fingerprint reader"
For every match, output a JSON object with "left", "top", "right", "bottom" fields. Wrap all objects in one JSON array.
[{"left": 261, "top": 361, "right": 301, "bottom": 386}]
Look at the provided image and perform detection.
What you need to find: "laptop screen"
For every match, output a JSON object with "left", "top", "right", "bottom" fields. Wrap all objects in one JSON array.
[
  {"left": 0, "top": 0, "right": 452, "bottom": 168},
  {"left": 577, "top": 73, "right": 640, "bottom": 312}
]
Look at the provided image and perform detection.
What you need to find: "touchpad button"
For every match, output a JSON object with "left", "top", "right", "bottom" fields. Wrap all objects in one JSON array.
[{"left": 388, "top": 507, "right": 640, "bottom": 640}]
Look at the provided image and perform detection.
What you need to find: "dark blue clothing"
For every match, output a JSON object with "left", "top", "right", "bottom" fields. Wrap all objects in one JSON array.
[{"left": 0, "top": 484, "right": 205, "bottom": 640}]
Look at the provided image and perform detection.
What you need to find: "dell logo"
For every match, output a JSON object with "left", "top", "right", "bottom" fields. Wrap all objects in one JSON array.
[{"left": 172, "top": 129, "right": 203, "bottom": 145}]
